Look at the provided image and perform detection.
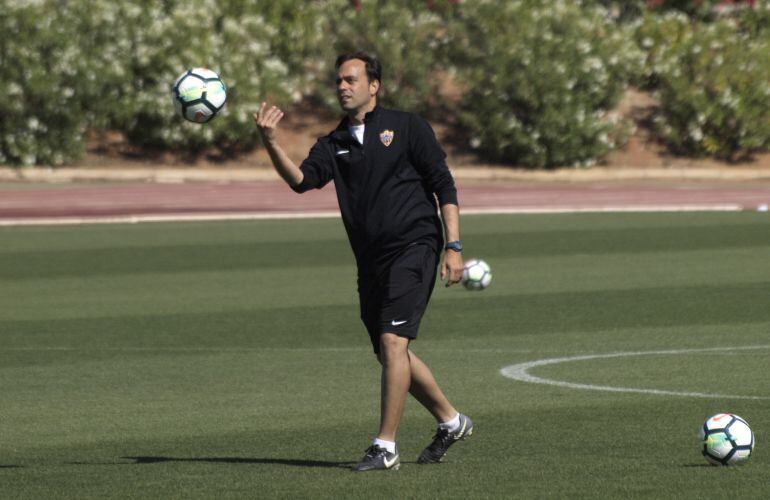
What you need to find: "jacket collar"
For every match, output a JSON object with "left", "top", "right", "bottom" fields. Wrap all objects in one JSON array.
[
  {"left": 330, "top": 105, "right": 382, "bottom": 144},
  {"left": 362, "top": 104, "right": 381, "bottom": 124}
]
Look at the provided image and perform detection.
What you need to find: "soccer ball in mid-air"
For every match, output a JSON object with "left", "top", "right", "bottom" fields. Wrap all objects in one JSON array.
[
  {"left": 461, "top": 259, "right": 492, "bottom": 291},
  {"left": 171, "top": 68, "right": 227, "bottom": 123},
  {"left": 699, "top": 413, "right": 754, "bottom": 466}
]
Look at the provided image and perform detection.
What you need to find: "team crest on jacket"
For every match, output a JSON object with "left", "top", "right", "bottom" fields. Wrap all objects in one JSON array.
[{"left": 379, "top": 129, "right": 394, "bottom": 147}]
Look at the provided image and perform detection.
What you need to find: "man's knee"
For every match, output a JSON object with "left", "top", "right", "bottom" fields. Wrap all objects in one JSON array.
[{"left": 378, "top": 333, "right": 409, "bottom": 362}]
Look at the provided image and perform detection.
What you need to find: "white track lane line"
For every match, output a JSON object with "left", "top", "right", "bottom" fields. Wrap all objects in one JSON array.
[{"left": 0, "top": 204, "right": 746, "bottom": 226}]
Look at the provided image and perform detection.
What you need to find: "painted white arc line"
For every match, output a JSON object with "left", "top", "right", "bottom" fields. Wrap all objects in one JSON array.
[{"left": 500, "top": 346, "right": 770, "bottom": 400}]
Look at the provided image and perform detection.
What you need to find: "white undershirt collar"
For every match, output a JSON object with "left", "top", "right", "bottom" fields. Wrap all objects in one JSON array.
[{"left": 348, "top": 123, "right": 365, "bottom": 145}]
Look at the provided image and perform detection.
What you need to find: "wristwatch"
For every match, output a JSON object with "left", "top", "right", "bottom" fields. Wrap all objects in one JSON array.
[{"left": 445, "top": 240, "right": 463, "bottom": 252}]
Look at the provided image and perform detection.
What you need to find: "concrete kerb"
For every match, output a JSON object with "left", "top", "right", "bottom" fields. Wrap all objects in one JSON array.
[{"left": 2, "top": 165, "right": 770, "bottom": 184}]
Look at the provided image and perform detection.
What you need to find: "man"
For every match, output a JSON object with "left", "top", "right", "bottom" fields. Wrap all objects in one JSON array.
[{"left": 253, "top": 51, "right": 473, "bottom": 472}]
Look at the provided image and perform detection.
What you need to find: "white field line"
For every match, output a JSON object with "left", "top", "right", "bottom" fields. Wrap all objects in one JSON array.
[
  {"left": 500, "top": 345, "right": 770, "bottom": 400},
  {"left": 0, "top": 346, "right": 366, "bottom": 352},
  {"left": 0, "top": 211, "right": 341, "bottom": 226},
  {"left": 0, "top": 346, "right": 533, "bottom": 354},
  {"left": 0, "top": 204, "right": 745, "bottom": 226},
  {"left": 462, "top": 204, "right": 743, "bottom": 215}
]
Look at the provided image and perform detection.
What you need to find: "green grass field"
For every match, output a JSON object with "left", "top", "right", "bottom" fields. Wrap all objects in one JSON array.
[{"left": 2, "top": 212, "right": 769, "bottom": 498}]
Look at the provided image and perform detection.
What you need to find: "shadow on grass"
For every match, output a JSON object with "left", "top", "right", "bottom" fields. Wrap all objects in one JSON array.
[
  {"left": 0, "top": 465, "right": 22, "bottom": 469},
  {"left": 123, "top": 456, "right": 354, "bottom": 469}
]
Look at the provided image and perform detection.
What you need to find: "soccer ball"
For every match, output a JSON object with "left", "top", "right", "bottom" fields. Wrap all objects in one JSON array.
[
  {"left": 461, "top": 259, "right": 492, "bottom": 291},
  {"left": 171, "top": 68, "right": 227, "bottom": 123},
  {"left": 699, "top": 413, "right": 754, "bottom": 466}
]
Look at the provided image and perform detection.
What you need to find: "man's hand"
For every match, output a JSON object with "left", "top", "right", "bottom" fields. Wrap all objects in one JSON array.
[
  {"left": 251, "top": 102, "right": 303, "bottom": 187},
  {"left": 441, "top": 250, "right": 464, "bottom": 287},
  {"left": 253, "top": 101, "right": 284, "bottom": 144}
]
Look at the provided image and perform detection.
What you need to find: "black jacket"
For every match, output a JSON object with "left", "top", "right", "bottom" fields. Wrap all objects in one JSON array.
[{"left": 292, "top": 105, "right": 458, "bottom": 274}]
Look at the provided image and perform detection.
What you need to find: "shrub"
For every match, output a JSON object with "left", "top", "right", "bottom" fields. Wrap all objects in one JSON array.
[
  {"left": 638, "top": 11, "right": 770, "bottom": 159},
  {"left": 253, "top": 1, "right": 337, "bottom": 90},
  {"left": 454, "top": 0, "right": 642, "bottom": 167},
  {"left": 734, "top": 0, "right": 770, "bottom": 36},
  {"left": 76, "top": 0, "right": 303, "bottom": 157},
  {"left": 590, "top": 1, "right": 648, "bottom": 21},
  {"left": 0, "top": 3, "right": 88, "bottom": 166},
  {"left": 309, "top": 0, "right": 461, "bottom": 117},
  {"left": 0, "top": 0, "right": 323, "bottom": 166},
  {"left": 645, "top": 0, "right": 723, "bottom": 19},
  {"left": 634, "top": 10, "right": 694, "bottom": 89}
]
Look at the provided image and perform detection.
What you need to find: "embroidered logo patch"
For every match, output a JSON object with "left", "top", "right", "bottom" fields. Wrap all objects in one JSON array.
[{"left": 379, "top": 129, "right": 394, "bottom": 147}]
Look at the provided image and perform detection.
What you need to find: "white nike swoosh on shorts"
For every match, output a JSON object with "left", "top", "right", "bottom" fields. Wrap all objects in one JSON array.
[
  {"left": 391, "top": 320, "right": 407, "bottom": 326},
  {"left": 335, "top": 149, "right": 350, "bottom": 155}
]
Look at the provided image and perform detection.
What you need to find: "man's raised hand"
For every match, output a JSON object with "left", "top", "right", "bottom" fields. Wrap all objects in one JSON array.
[
  {"left": 253, "top": 102, "right": 284, "bottom": 144},
  {"left": 251, "top": 102, "right": 303, "bottom": 187}
]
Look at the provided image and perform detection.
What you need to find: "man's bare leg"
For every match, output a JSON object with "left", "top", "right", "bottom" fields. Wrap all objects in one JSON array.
[
  {"left": 368, "top": 336, "right": 473, "bottom": 467},
  {"left": 407, "top": 349, "right": 457, "bottom": 423},
  {"left": 408, "top": 349, "right": 474, "bottom": 464},
  {"left": 376, "top": 333, "right": 412, "bottom": 441}
]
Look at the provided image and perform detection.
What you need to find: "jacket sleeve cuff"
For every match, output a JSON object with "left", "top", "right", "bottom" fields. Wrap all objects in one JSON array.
[
  {"left": 436, "top": 187, "right": 458, "bottom": 206},
  {"left": 289, "top": 165, "right": 314, "bottom": 193}
]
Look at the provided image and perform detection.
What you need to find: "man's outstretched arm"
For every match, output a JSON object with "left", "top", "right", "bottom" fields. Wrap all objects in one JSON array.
[{"left": 253, "top": 102, "right": 303, "bottom": 187}]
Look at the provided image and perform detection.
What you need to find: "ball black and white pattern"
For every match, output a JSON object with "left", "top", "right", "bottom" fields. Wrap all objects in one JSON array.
[{"left": 171, "top": 68, "right": 227, "bottom": 123}]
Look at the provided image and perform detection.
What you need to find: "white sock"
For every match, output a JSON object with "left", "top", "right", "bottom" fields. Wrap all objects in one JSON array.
[
  {"left": 373, "top": 438, "right": 397, "bottom": 454},
  {"left": 439, "top": 413, "right": 461, "bottom": 432}
]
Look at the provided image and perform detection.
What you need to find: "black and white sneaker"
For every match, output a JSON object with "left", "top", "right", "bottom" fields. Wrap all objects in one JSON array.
[
  {"left": 417, "top": 413, "right": 474, "bottom": 464},
  {"left": 352, "top": 445, "right": 401, "bottom": 472}
]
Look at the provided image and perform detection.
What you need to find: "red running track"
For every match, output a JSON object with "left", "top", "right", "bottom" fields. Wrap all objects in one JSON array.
[{"left": 1, "top": 181, "right": 769, "bottom": 224}]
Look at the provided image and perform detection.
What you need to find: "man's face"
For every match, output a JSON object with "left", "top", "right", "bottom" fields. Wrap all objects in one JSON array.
[{"left": 336, "top": 59, "right": 378, "bottom": 112}]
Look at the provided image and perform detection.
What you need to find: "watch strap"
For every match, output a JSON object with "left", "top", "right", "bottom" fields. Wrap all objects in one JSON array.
[{"left": 445, "top": 240, "right": 462, "bottom": 252}]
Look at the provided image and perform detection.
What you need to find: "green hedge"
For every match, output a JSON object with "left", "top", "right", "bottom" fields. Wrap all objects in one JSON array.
[
  {"left": 1, "top": 0, "right": 320, "bottom": 166},
  {"left": 2, "top": 0, "right": 462, "bottom": 166},
  {"left": 311, "top": 0, "right": 461, "bottom": 117},
  {"left": 70, "top": 1, "right": 308, "bottom": 157},
  {"left": 0, "top": 4, "right": 88, "bottom": 166},
  {"left": 638, "top": 10, "right": 770, "bottom": 159},
  {"left": 454, "top": 0, "right": 642, "bottom": 167},
  {"left": 4, "top": 0, "right": 770, "bottom": 167},
  {"left": 596, "top": 0, "right": 736, "bottom": 21}
]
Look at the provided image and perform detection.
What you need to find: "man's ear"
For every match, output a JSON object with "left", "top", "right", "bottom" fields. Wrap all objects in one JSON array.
[{"left": 369, "top": 79, "right": 380, "bottom": 96}]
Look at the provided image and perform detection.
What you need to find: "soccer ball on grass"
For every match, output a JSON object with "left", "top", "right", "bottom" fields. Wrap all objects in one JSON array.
[
  {"left": 171, "top": 68, "right": 227, "bottom": 123},
  {"left": 699, "top": 413, "right": 754, "bottom": 466},
  {"left": 461, "top": 259, "right": 492, "bottom": 291}
]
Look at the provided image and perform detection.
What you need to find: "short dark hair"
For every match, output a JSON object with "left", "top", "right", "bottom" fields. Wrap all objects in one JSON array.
[{"left": 335, "top": 51, "right": 382, "bottom": 84}]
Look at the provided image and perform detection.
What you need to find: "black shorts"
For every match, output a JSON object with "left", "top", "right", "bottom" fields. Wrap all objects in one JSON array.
[{"left": 358, "top": 243, "right": 439, "bottom": 354}]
